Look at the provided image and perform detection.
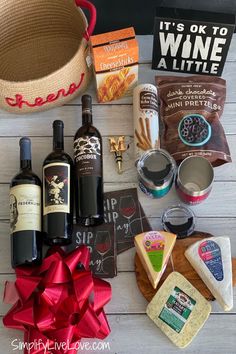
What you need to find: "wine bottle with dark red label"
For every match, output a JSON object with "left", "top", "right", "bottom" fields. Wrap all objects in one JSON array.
[
  {"left": 10, "top": 137, "right": 42, "bottom": 268},
  {"left": 74, "top": 95, "right": 104, "bottom": 226},
  {"left": 43, "top": 120, "right": 73, "bottom": 245}
]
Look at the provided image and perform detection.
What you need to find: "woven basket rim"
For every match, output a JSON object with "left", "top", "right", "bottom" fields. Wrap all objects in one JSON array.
[{"left": 0, "top": 6, "right": 88, "bottom": 86}]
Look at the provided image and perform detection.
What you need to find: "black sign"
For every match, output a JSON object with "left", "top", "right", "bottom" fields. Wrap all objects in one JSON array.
[
  {"left": 68, "top": 188, "right": 151, "bottom": 278},
  {"left": 104, "top": 188, "right": 151, "bottom": 254},
  {"left": 68, "top": 223, "right": 117, "bottom": 278},
  {"left": 152, "top": 7, "right": 235, "bottom": 75}
]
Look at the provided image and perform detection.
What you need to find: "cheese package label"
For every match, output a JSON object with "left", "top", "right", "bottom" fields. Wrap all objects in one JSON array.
[
  {"left": 198, "top": 240, "right": 223, "bottom": 281},
  {"left": 185, "top": 236, "right": 233, "bottom": 311},
  {"left": 135, "top": 231, "right": 176, "bottom": 289},
  {"left": 146, "top": 272, "right": 211, "bottom": 348},
  {"left": 143, "top": 231, "right": 165, "bottom": 272},
  {"left": 159, "top": 286, "right": 196, "bottom": 333}
]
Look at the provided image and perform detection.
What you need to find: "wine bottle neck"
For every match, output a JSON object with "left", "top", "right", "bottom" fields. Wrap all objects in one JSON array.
[
  {"left": 20, "top": 137, "right": 32, "bottom": 170},
  {"left": 20, "top": 160, "right": 32, "bottom": 170},
  {"left": 82, "top": 112, "right": 93, "bottom": 125},
  {"left": 81, "top": 94, "right": 93, "bottom": 125},
  {"left": 53, "top": 122, "right": 64, "bottom": 151}
]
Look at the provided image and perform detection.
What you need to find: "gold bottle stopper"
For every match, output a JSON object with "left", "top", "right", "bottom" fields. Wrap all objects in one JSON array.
[{"left": 109, "top": 136, "right": 127, "bottom": 174}]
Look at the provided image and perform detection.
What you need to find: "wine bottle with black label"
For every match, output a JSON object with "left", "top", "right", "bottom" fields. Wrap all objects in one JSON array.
[
  {"left": 10, "top": 137, "right": 42, "bottom": 268},
  {"left": 74, "top": 95, "right": 104, "bottom": 226},
  {"left": 43, "top": 120, "right": 73, "bottom": 245}
]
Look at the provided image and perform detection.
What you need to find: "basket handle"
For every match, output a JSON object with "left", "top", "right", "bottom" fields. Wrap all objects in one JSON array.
[{"left": 75, "top": 0, "right": 97, "bottom": 40}]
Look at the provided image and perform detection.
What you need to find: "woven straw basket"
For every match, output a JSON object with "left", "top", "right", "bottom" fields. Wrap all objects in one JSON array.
[{"left": 0, "top": 0, "right": 96, "bottom": 114}]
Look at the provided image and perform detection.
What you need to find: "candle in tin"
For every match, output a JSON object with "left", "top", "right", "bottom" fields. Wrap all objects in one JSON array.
[
  {"left": 137, "top": 149, "right": 176, "bottom": 198},
  {"left": 176, "top": 156, "right": 214, "bottom": 205}
]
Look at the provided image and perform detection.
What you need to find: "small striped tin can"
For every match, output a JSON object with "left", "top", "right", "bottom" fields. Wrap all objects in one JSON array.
[
  {"left": 176, "top": 156, "right": 214, "bottom": 205},
  {"left": 137, "top": 149, "right": 176, "bottom": 198}
]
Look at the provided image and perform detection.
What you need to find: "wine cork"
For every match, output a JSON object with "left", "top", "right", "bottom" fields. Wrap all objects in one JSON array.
[{"left": 133, "top": 84, "right": 159, "bottom": 163}]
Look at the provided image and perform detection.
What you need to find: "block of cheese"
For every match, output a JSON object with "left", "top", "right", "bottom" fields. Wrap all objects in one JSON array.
[
  {"left": 134, "top": 231, "right": 176, "bottom": 288},
  {"left": 146, "top": 272, "right": 211, "bottom": 348},
  {"left": 185, "top": 236, "right": 233, "bottom": 311}
]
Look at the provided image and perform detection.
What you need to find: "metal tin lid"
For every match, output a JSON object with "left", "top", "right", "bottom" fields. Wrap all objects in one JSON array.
[
  {"left": 137, "top": 149, "right": 176, "bottom": 187},
  {"left": 161, "top": 205, "right": 195, "bottom": 239}
]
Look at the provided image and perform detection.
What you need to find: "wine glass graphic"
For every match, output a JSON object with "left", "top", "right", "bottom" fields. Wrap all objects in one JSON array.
[
  {"left": 119, "top": 195, "right": 136, "bottom": 237},
  {"left": 95, "top": 231, "right": 111, "bottom": 274}
]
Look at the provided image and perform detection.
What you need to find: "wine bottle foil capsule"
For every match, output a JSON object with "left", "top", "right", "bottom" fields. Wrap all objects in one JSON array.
[{"left": 137, "top": 149, "right": 176, "bottom": 198}]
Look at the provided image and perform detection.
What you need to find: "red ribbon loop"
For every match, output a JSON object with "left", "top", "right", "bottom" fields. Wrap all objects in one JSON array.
[{"left": 3, "top": 246, "right": 112, "bottom": 354}]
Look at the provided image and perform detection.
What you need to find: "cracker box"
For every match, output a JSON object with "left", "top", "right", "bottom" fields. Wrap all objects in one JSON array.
[{"left": 91, "top": 27, "right": 139, "bottom": 102}]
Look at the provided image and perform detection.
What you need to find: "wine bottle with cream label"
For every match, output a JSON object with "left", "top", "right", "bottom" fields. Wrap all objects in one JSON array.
[
  {"left": 10, "top": 137, "right": 42, "bottom": 268},
  {"left": 43, "top": 120, "right": 73, "bottom": 245}
]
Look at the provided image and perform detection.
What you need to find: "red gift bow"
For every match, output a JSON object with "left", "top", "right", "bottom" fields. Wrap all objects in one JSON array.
[{"left": 3, "top": 246, "right": 111, "bottom": 354}]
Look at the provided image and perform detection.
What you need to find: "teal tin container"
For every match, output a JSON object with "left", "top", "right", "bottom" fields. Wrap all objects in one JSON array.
[{"left": 137, "top": 149, "right": 176, "bottom": 198}]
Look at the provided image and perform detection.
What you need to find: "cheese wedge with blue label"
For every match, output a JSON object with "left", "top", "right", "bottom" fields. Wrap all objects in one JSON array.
[
  {"left": 134, "top": 231, "right": 176, "bottom": 288},
  {"left": 185, "top": 236, "right": 233, "bottom": 311}
]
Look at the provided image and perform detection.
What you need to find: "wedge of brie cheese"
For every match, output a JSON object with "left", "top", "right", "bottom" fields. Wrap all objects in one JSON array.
[
  {"left": 185, "top": 236, "right": 233, "bottom": 311},
  {"left": 134, "top": 231, "right": 176, "bottom": 288}
]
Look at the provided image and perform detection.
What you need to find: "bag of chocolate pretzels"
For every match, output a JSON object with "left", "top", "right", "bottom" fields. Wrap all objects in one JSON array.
[{"left": 156, "top": 76, "right": 231, "bottom": 167}]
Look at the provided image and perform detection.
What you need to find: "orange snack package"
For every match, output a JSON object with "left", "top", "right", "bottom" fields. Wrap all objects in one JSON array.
[{"left": 91, "top": 27, "right": 139, "bottom": 103}]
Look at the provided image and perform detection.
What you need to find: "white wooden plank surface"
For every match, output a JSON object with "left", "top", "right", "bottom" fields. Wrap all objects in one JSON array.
[
  {"left": 1, "top": 218, "right": 236, "bottom": 273},
  {"left": 0, "top": 315, "right": 236, "bottom": 354},
  {"left": 0, "top": 103, "right": 235, "bottom": 136},
  {"left": 0, "top": 34, "right": 236, "bottom": 354},
  {"left": 98, "top": 314, "right": 236, "bottom": 354},
  {"left": 0, "top": 271, "right": 235, "bottom": 316},
  {"left": 0, "top": 135, "right": 235, "bottom": 183},
  {"left": 0, "top": 182, "right": 236, "bottom": 219}
]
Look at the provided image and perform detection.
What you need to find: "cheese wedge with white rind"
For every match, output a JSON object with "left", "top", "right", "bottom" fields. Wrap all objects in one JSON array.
[
  {"left": 146, "top": 272, "right": 211, "bottom": 348},
  {"left": 185, "top": 236, "right": 233, "bottom": 311},
  {"left": 135, "top": 231, "right": 176, "bottom": 288}
]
